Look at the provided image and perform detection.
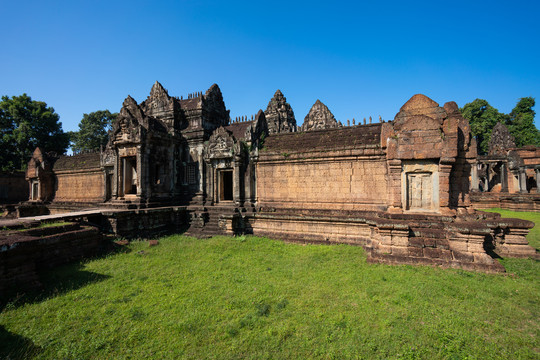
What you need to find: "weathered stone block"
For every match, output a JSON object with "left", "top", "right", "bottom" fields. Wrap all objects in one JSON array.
[
  {"left": 452, "top": 251, "right": 474, "bottom": 263},
  {"left": 424, "top": 247, "right": 441, "bottom": 258},
  {"left": 408, "top": 247, "right": 424, "bottom": 257},
  {"left": 391, "top": 246, "right": 409, "bottom": 256}
]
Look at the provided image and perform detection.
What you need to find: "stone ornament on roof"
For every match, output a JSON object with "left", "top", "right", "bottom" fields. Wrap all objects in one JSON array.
[
  {"left": 264, "top": 90, "right": 297, "bottom": 134},
  {"left": 301, "top": 99, "right": 340, "bottom": 132},
  {"left": 488, "top": 122, "right": 516, "bottom": 156}
]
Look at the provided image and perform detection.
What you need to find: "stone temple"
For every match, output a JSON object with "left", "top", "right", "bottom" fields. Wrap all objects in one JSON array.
[{"left": 20, "top": 81, "right": 538, "bottom": 273}]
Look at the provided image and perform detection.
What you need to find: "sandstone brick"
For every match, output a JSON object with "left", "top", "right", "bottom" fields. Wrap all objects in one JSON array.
[
  {"left": 408, "top": 247, "right": 424, "bottom": 257},
  {"left": 452, "top": 251, "right": 474, "bottom": 263},
  {"left": 424, "top": 247, "right": 441, "bottom": 258}
]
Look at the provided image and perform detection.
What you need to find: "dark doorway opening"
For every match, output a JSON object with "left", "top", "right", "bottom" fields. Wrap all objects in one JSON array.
[
  {"left": 219, "top": 170, "right": 233, "bottom": 201},
  {"left": 105, "top": 173, "right": 113, "bottom": 200}
]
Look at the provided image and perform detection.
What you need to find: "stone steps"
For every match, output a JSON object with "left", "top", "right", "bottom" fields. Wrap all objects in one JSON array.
[{"left": 184, "top": 206, "right": 239, "bottom": 238}]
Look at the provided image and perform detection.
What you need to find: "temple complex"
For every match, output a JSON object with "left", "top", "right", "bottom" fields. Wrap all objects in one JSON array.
[
  {"left": 471, "top": 122, "right": 540, "bottom": 210},
  {"left": 18, "top": 81, "right": 538, "bottom": 272}
]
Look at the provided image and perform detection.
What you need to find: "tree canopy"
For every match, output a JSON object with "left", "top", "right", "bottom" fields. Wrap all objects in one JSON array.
[
  {"left": 0, "top": 94, "right": 69, "bottom": 172},
  {"left": 460, "top": 97, "right": 538, "bottom": 154},
  {"left": 70, "top": 110, "right": 117, "bottom": 154},
  {"left": 507, "top": 97, "right": 539, "bottom": 148}
]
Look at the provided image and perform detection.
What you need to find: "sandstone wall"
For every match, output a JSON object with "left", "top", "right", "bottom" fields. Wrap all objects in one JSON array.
[
  {"left": 256, "top": 124, "right": 386, "bottom": 211},
  {"left": 53, "top": 169, "right": 104, "bottom": 203},
  {"left": 256, "top": 155, "right": 388, "bottom": 211}
]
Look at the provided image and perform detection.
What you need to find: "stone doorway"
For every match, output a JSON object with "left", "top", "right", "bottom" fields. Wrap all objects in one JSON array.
[
  {"left": 31, "top": 180, "right": 39, "bottom": 200},
  {"left": 120, "top": 156, "right": 138, "bottom": 196},
  {"left": 219, "top": 170, "right": 233, "bottom": 202},
  {"left": 406, "top": 172, "right": 433, "bottom": 210}
]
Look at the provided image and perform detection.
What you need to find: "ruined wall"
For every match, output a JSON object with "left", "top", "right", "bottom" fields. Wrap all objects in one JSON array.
[
  {"left": 0, "top": 223, "right": 104, "bottom": 294},
  {"left": 256, "top": 125, "right": 387, "bottom": 211},
  {"left": 0, "top": 172, "right": 29, "bottom": 204}
]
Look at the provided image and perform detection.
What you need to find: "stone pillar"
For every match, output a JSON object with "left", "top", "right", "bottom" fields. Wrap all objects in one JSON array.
[
  {"left": 121, "top": 157, "right": 126, "bottom": 197},
  {"left": 483, "top": 165, "right": 489, "bottom": 192},
  {"left": 438, "top": 158, "right": 454, "bottom": 209},
  {"left": 387, "top": 159, "right": 402, "bottom": 212},
  {"left": 486, "top": 163, "right": 491, "bottom": 192},
  {"left": 207, "top": 161, "right": 214, "bottom": 204},
  {"left": 245, "top": 162, "right": 252, "bottom": 206},
  {"left": 471, "top": 162, "right": 479, "bottom": 191},
  {"left": 198, "top": 152, "right": 205, "bottom": 194},
  {"left": 136, "top": 146, "right": 143, "bottom": 197},
  {"left": 519, "top": 169, "right": 528, "bottom": 193},
  {"left": 112, "top": 153, "right": 118, "bottom": 199},
  {"left": 501, "top": 163, "right": 508, "bottom": 192},
  {"left": 233, "top": 157, "right": 241, "bottom": 206},
  {"left": 536, "top": 168, "right": 540, "bottom": 193}
]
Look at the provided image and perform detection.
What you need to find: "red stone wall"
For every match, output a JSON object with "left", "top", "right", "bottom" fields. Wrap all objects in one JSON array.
[
  {"left": 256, "top": 149, "right": 388, "bottom": 211},
  {"left": 53, "top": 169, "right": 104, "bottom": 203}
]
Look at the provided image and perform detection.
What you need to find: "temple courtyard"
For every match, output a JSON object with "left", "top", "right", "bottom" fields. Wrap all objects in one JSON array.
[{"left": 1, "top": 208, "right": 538, "bottom": 359}]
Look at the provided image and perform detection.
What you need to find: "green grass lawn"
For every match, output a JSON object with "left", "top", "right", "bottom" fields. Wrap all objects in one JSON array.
[{"left": 1, "top": 211, "right": 539, "bottom": 359}]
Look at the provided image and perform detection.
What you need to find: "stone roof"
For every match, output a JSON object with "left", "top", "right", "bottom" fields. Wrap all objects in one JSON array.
[
  {"left": 263, "top": 124, "right": 381, "bottom": 153},
  {"left": 178, "top": 97, "right": 201, "bottom": 110},
  {"left": 225, "top": 121, "right": 254, "bottom": 141},
  {"left": 53, "top": 152, "right": 101, "bottom": 171}
]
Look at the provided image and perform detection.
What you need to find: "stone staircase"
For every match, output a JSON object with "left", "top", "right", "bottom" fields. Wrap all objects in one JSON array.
[{"left": 184, "top": 205, "right": 240, "bottom": 238}]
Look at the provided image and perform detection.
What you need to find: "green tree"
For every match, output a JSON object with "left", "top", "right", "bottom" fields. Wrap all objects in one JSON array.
[
  {"left": 0, "top": 94, "right": 69, "bottom": 172},
  {"left": 70, "top": 110, "right": 117, "bottom": 153},
  {"left": 507, "top": 97, "right": 539, "bottom": 147},
  {"left": 460, "top": 99, "right": 507, "bottom": 155}
]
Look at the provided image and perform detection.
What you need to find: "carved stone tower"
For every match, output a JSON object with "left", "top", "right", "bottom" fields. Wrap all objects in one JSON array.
[{"left": 264, "top": 90, "right": 297, "bottom": 134}]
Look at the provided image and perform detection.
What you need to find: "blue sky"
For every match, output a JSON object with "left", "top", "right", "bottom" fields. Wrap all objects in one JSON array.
[{"left": 2, "top": 0, "right": 539, "bottom": 132}]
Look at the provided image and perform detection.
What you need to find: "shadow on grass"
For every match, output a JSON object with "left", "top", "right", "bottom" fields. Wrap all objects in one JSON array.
[
  {"left": 0, "top": 263, "right": 111, "bottom": 313},
  {"left": 0, "top": 240, "right": 132, "bottom": 313},
  {"left": 0, "top": 324, "right": 42, "bottom": 359}
]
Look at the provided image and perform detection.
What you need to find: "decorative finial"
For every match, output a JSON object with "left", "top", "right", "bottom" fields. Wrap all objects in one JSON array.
[
  {"left": 352, "top": 118, "right": 355, "bottom": 125},
  {"left": 363, "top": 117, "right": 366, "bottom": 125},
  {"left": 347, "top": 119, "right": 350, "bottom": 126},
  {"left": 369, "top": 116, "right": 372, "bottom": 124}
]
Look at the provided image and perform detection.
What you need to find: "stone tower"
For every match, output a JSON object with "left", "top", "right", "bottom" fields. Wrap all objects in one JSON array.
[{"left": 264, "top": 90, "right": 297, "bottom": 134}]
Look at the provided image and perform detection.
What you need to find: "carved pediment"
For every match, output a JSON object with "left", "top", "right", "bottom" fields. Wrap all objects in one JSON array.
[
  {"left": 489, "top": 122, "right": 515, "bottom": 156},
  {"left": 101, "top": 146, "right": 116, "bottom": 167},
  {"left": 301, "top": 100, "right": 339, "bottom": 131},
  {"left": 205, "top": 126, "right": 239, "bottom": 159},
  {"left": 110, "top": 96, "right": 146, "bottom": 145}
]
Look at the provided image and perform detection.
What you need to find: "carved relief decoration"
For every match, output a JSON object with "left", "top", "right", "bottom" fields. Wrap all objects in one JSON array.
[
  {"left": 205, "top": 126, "right": 240, "bottom": 160},
  {"left": 301, "top": 100, "right": 340, "bottom": 131},
  {"left": 489, "top": 122, "right": 516, "bottom": 156}
]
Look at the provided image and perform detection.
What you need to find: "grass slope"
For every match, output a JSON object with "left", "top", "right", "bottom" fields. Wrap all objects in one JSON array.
[{"left": 1, "top": 212, "right": 539, "bottom": 359}]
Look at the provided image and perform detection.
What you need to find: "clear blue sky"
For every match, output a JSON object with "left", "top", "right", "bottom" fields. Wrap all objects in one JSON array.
[{"left": 2, "top": 0, "right": 539, "bottom": 132}]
